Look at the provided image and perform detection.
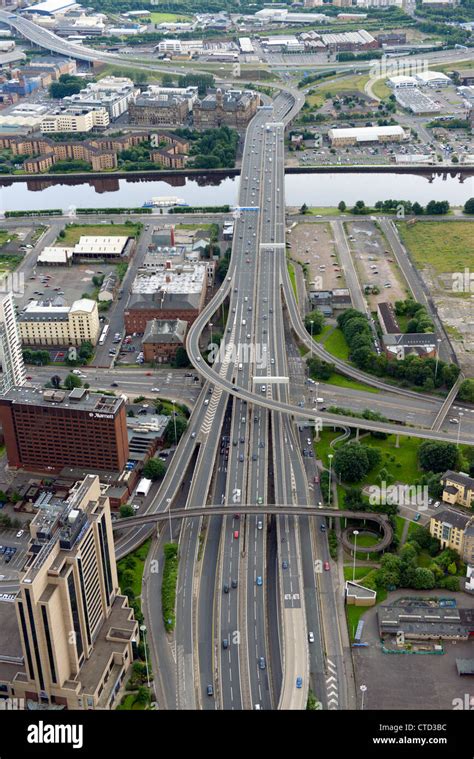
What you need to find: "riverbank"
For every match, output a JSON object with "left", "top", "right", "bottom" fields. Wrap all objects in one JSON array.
[{"left": 0, "top": 162, "right": 471, "bottom": 185}]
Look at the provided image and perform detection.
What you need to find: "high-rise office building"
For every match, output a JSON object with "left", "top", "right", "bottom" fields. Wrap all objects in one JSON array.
[
  {"left": 1, "top": 474, "right": 138, "bottom": 709},
  {"left": 0, "top": 292, "right": 26, "bottom": 393}
]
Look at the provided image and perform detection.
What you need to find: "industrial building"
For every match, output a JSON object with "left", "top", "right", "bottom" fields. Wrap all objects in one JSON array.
[
  {"left": 0, "top": 387, "right": 129, "bottom": 473},
  {"left": 415, "top": 70, "right": 452, "bottom": 87},
  {"left": 378, "top": 602, "right": 474, "bottom": 641},
  {"left": 24, "top": 0, "right": 79, "bottom": 16},
  {"left": 18, "top": 297, "right": 100, "bottom": 347},
  {"left": 328, "top": 125, "right": 406, "bottom": 146},
  {"left": 0, "top": 474, "right": 138, "bottom": 708}
]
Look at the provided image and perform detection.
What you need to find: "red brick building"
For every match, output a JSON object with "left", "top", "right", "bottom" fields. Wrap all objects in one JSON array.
[
  {"left": 0, "top": 387, "right": 129, "bottom": 473},
  {"left": 124, "top": 291, "right": 203, "bottom": 334}
]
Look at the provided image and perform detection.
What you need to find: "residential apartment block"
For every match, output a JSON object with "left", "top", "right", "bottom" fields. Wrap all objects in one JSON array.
[
  {"left": 0, "top": 292, "right": 26, "bottom": 393},
  {"left": 0, "top": 474, "right": 138, "bottom": 709},
  {"left": 430, "top": 508, "right": 474, "bottom": 564},
  {"left": 63, "top": 77, "right": 139, "bottom": 121},
  {"left": 18, "top": 297, "right": 100, "bottom": 347},
  {"left": 41, "top": 107, "right": 109, "bottom": 134},
  {"left": 442, "top": 470, "right": 474, "bottom": 509}
]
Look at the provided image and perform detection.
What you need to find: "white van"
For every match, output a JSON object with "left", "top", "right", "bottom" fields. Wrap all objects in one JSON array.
[{"left": 238, "top": 363, "right": 243, "bottom": 371}]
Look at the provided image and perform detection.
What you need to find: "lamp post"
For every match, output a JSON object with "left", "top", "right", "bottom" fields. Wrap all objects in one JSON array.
[
  {"left": 315, "top": 381, "right": 319, "bottom": 412},
  {"left": 140, "top": 624, "right": 151, "bottom": 689},
  {"left": 328, "top": 453, "right": 333, "bottom": 508},
  {"left": 434, "top": 338, "right": 442, "bottom": 380},
  {"left": 310, "top": 319, "right": 314, "bottom": 346},
  {"left": 352, "top": 530, "right": 359, "bottom": 582},
  {"left": 171, "top": 399, "right": 177, "bottom": 446},
  {"left": 209, "top": 322, "right": 213, "bottom": 347},
  {"left": 457, "top": 411, "right": 464, "bottom": 447},
  {"left": 360, "top": 684, "right": 367, "bottom": 711},
  {"left": 166, "top": 497, "right": 172, "bottom": 543}
]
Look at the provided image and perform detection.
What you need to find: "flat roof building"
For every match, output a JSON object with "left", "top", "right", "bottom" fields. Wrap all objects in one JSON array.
[
  {"left": 0, "top": 387, "right": 129, "bottom": 473},
  {"left": 328, "top": 125, "right": 406, "bottom": 146},
  {"left": 415, "top": 70, "right": 452, "bottom": 87}
]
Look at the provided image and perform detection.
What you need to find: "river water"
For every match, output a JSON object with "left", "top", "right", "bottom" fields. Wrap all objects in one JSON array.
[{"left": 0, "top": 171, "right": 472, "bottom": 212}]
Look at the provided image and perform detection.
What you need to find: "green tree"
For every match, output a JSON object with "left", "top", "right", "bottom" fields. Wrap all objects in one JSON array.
[
  {"left": 164, "top": 416, "right": 187, "bottom": 445},
  {"left": 173, "top": 346, "right": 190, "bottom": 368},
  {"left": 64, "top": 373, "right": 82, "bottom": 390},
  {"left": 338, "top": 200, "right": 346, "bottom": 212},
  {"left": 120, "top": 504, "right": 134, "bottom": 518},
  {"left": 142, "top": 458, "right": 166, "bottom": 481},
  {"left": 458, "top": 379, "right": 474, "bottom": 403},
  {"left": 304, "top": 310, "right": 325, "bottom": 336},
  {"left": 418, "top": 441, "right": 457, "bottom": 473},
  {"left": 412, "top": 567, "right": 435, "bottom": 590},
  {"left": 136, "top": 686, "right": 151, "bottom": 706},
  {"left": 463, "top": 197, "right": 474, "bottom": 215}
]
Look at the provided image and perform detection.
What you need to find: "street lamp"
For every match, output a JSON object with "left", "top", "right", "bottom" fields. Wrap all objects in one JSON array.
[
  {"left": 352, "top": 530, "right": 359, "bottom": 582},
  {"left": 140, "top": 624, "right": 151, "bottom": 689},
  {"left": 209, "top": 322, "right": 213, "bottom": 347},
  {"left": 457, "top": 411, "right": 464, "bottom": 447},
  {"left": 315, "top": 381, "right": 319, "bottom": 412},
  {"left": 434, "top": 338, "right": 442, "bottom": 380},
  {"left": 360, "top": 684, "right": 367, "bottom": 711},
  {"left": 166, "top": 497, "right": 172, "bottom": 543},
  {"left": 310, "top": 320, "right": 314, "bottom": 345},
  {"left": 171, "top": 399, "right": 177, "bottom": 446},
  {"left": 328, "top": 453, "right": 333, "bottom": 508}
]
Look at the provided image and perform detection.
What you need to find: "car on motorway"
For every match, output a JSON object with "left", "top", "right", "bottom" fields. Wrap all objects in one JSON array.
[
  {"left": 26, "top": 375, "right": 32, "bottom": 380},
  {"left": 259, "top": 657, "right": 266, "bottom": 670},
  {"left": 257, "top": 496, "right": 263, "bottom": 505},
  {"left": 296, "top": 677, "right": 303, "bottom": 689},
  {"left": 111, "top": 382, "right": 118, "bottom": 387},
  {"left": 151, "top": 387, "right": 160, "bottom": 392},
  {"left": 323, "top": 561, "right": 330, "bottom": 571},
  {"left": 239, "top": 454, "right": 244, "bottom": 462},
  {"left": 223, "top": 584, "right": 229, "bottom": 594},
  {"left": 257, "top": 520, "right": 263, "bottom": 530},
  {"left": 234, "top": 530, "right": 239, "bottom": 539},
  {"left": 308, "top": 632, "right": 315, "bottom": 644},
  {"left": 256, "top": 576, "right": 263, "bottom": 586},
  {"left": 222, "top": 639, "right": 229, "bottom": 649},
  {"left": 231, "top": 579, "right": 238, "bottom": 589}
]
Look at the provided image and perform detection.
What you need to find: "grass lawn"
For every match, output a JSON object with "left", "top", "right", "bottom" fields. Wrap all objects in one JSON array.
[
  {"left": 149, "top": 12, "right": 192, "bottom": 23},
  {"left": 325, "top": 373, "right": 379, "bottom": 394},
  {"left": 306, "top": 207, "right": 343, "bottom": 216},
  {"left": 417, "top": 550, "right": 433, "bottom": 568},
  {"left": 0, "top": 230, "right": 13, "bottom": 247},
  {"left": 349, "top": 533, "right": 379, "bottom": 548},
  {"left": 396, "top": 221, "right": 474, "bottom": 275},
  {"left": 117, "top": 538, "right": 151, "bottom": 599},
  {"left": 58, "top": 223, "right": 141, "bottom": 246},
  {"left": 313, "top": 74, "right": 370, "bottom": 98},
  {"left": 287, "top": 260, "right": 298, "bottom": 302},
  {"left": 343, "top": 565, "right": 372, "bottom": 582},
  {"left": 314, "top": 429, "right": 348, "bottom": 466},
  {"left": 116, "top": 693, "right": 149, "bottom": 710},
  {"left": 346, "top": 585, "right": 387, "bottom": 641},
  {"left": 359, "top": 434, "right": 424, "bottom": 487},
  {"left": 371, "top": 78, "right": 391, "bottom": 99},
  {"left": 394, "top": 515, "right": 406, "bottom": 543},
  {"left": 323, "top": 328, "right": 350, "bottom": 360},
  {"left": 314, "top": 324, "right": 333, "bottom": 342}
]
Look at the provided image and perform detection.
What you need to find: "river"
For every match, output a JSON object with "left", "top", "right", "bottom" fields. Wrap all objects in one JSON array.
[{"left": 0, "top": 171, "right": 472, "bottom": 212}]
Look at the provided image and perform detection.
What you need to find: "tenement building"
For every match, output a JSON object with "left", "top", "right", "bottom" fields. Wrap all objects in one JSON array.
[{"left": 0, "top": 474, "right": 138, "bottom": 709}]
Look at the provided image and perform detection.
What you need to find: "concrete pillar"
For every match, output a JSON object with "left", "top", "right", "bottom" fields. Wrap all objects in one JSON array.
[
  {"left": 395, "top": 434, "right": 400, "bottom": 449},
  {"left": 355, "top": 427, "right": 360, "bottom": 441}
]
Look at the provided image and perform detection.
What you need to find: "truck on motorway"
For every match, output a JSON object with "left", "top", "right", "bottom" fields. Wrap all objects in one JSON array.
[{"left": 136, "top": 478, "right": 152, "bottom": 498}]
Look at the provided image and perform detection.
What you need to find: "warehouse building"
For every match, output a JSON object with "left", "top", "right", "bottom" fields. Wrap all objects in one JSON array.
[
  {"left": 24, "top": 0, "right": 79, "bottom": 15},
  {"left": 415, "top": 70, "right": 452, "bottom": 87},
  {"left": 328, "top": 125, "right": 406, "bottom": 146}
]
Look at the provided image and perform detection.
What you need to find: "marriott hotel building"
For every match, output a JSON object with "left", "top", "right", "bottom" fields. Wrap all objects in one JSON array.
[{"left": 0, "top": 385, "right": 129, "bottom": 473}]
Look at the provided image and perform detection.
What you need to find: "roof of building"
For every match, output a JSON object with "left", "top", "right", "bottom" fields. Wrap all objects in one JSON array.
[
  {"left": 143, "top": 318, "right": 187, "bottom": 344},
  {"left": 128, "top": 291, "right": 202, "bottom": 311},
  {"left": 432, "top": 510, "right": 472, "bottom": 531},
  {"left": 416, "top": 70, "right": 452, "bottom": 83},
  {"left": 345, "top": 581, "right": 376, "bottom": 599},
  {"left": 456, "top": 659, "right": 474, "bottom": 675},
  {"left": 329, "top": 125, "right": 406, "bottom": 141},
  {"left": 1, "top": 386, "right": 124, "bottom": 415},
  {"left": 377, "top": 302, "right": 400, "bottom": 334},
  {"left": 383, "top": 332, "right": 437, "bottom": 347},
  {"left": 24, "top": 0, "right": 78, "bottom": 14},
  {"left": 378, "top": 602, "right": 474, "bottom": 638},
  {"left": 442, "top": 470, "right": 474, "bottom": 491}
]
